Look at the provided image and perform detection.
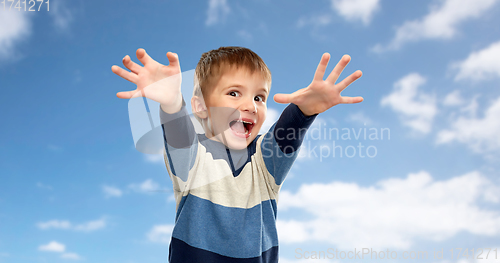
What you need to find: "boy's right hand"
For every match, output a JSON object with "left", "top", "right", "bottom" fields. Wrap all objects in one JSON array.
[{"left": 112, "top": 48, "right": 182, "bottom": 112}]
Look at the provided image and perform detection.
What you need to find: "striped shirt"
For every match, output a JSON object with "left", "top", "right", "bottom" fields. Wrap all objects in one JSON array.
[{"left": 160, "top": 97, "right": 317, "bottom": 263}]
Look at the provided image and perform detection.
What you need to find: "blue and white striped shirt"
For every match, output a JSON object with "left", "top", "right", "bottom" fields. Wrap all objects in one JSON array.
[{"left": 160, "top": 97, "right": 317, "bottom": 263}]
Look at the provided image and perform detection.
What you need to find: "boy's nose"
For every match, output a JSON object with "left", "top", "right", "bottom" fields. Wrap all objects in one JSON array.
[{"left": 241, "top": 97, "right": 257, "bottom": 113}]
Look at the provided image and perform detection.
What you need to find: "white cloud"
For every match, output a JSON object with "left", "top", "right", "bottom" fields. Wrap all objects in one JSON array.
[
  {"left": 0, "top": 10, "right": 31, "bottom": 59},
  {"left": 295, "top": 117, "right": 331, "bottom": 161},
  {"left": 38, "top": 241, "right": 82, "bottom": 260},
  {"left": 277, "top": 171, "right": 500, "bottom": 249},
  {"left": 458, "top": 94, "right": 480, "bottom": 118},
  {"left": 277, "top": 220, "right": 310, "bottom": 243},
  {"left": 261, "top": 115, "right": 339, "bottom": 163},
  {"left": 436, "top": 96, "right": 500, "bottom": 153},
  {"left": 373, "top": 0, "right": 499, "bottom": 52},
  {"left": 452, "top": 40, "right": 500, "bottom": 81},
  {"left": 102, "top": 185, "right": 123, "bottom": 198},
  {"left": 37, "top": 218, "right": 106, "bottom": 232},
  {"left": 37, "top": 220, "right": 72, "bottom": 230},
  {"left": 60, "top": 252, "right": 82, "bottom": 260},
  {"left": 443, "top": 90, "right": 465, "bottom": 107},
  {"left": 129, "top": 179, "right": 160, "bottom": 193},
  {"left": 144, "top": 153, "right": 164, "bottom": 163},
  {"left": 205, "top": 0, "right": 230, "bottom": 26},
  {"left": 296, "top": 142, "right": 312, "bottom": 161},
  {"left": 49, "top": 0, "right": 73, "bottom": 31},
  {"left": 38, "top": 241, "right": 65, "bottom": 252},
  {"left": 345, "top": 111, "right": 373, "bottom": 125},
  {"left": 331, "top": 0, "right": 380, "bottom": 25},
  {"left": 237, "top": 30, "right": 252, "bottom": 42},
  {"left": 297, "top": 14, "right": 332, "bottom": 29},
  {"left": 381, "top": 73, "right": 437, "bottom": 134},
  {"left": 147, "top": 224, "right": 174, "bottom": 244},
  {"left": 428, "top": 252, "right": 500, "bottom": 263},
  {"left": 73, "top": 218, "right": 106, "bottom": 232},
  {"left": 298, "top": 0, "right": 379, "bottom": 29}
]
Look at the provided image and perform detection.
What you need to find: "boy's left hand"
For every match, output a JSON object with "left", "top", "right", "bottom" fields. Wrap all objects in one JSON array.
[{"left": 273, "top": 53, "right": 363, "bottom": 116}]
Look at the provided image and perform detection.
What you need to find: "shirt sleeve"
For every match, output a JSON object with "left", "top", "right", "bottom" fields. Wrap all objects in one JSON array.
[
  {"left": 160, "top": 96, "right": 198, "bottom": 183},
  {"left": 260, "top": 103, "right": 317, "bottom": 185}
]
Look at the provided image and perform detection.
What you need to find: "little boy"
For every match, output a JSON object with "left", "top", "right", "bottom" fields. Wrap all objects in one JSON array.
[{"left": 112, "top": 46, "right": 363, "bottom": 262}]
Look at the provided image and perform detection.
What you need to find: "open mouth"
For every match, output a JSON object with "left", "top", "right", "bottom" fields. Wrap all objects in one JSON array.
[{"left": 229, "top": 118, "right": 255, "bottom": 138}]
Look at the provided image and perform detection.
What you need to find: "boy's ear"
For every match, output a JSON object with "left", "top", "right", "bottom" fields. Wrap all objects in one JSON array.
[{"left": 191, "top": 96, "right": 208, "bottom": 119}]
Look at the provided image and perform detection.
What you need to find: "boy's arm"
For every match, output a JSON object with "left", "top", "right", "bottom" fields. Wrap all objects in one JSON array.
[
  {"left": 112, "top": 48, "right": 197, "bottom": 183},
  {"left": 160, "top": 96, "right": 197, "bottom": 149},
  {"left": 260, "top": 103, "right": 317, "bottom": 185},
  {"left": 262, "top": 53, "right": 363, "bottom": 185},
  {"left": 111, "top": 47, "right": 191, "bottom": 148},
  {"left": 160, "top": 96, "right": 198, "bottom": 184},
  {"left": 272, "top": 103, "right": 317, "bottom": 154}
]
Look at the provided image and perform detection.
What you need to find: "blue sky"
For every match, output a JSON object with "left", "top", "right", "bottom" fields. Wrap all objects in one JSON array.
[{"left": 1, "top": 0, "right": 500, "bottom": 262}]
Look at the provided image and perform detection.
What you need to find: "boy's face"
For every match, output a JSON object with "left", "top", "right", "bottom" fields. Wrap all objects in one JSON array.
[{"left": 204, "top": 66, "right": 269, "bottom": 150}]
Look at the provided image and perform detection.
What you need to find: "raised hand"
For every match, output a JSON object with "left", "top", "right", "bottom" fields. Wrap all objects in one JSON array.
[
  {"left": 111, "top": 48, "right": 182, "bottom": 109},
  {"left": 273, "top": 53, "right": 363, "bottom": 116}
]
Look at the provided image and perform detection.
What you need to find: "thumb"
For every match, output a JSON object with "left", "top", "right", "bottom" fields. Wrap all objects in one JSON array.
[
  {"left": 273, "top": 93, "right": 294, "bottom": 104},
  {"left": 116, "top": 89, "right": 144, "bottom": 100},
  {"left": 116, "top": 91, "right": 134, "bottom": 99}
]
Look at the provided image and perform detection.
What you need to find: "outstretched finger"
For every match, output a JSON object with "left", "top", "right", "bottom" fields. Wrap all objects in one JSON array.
[
  {"left": 122, "top": 55, "right": 142, "bottom": 74},
  {"left": 340, "top": 96, "right": 364, "bottom": 104},
  {"left": 336, "top": 70, "right": 362, "bottom": 92},
  {"left": 166, "top": 52, "right": 180, "bottom": 69},
  {"left": 313, "top": 53, "right": 330, "bottom": 81},
  {"left": 136, "top": 48, "right": 153, "bottom": 66},
  {"left": 326, "top": 54, "right": 351, "bottom": 84},
  {"left": 111, "top": 65, "right": 138, "bottom": 83},
  {"left": 273, "top": 93, "right": 295, "bottom": 104}
]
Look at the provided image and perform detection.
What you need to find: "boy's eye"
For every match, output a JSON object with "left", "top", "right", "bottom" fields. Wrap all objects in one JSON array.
[
  {"left": 254, "top": 95, "right": 265, "bottom": 102},
  {"left": 228, "top": 91, "right": 239, "bottom": 97}
]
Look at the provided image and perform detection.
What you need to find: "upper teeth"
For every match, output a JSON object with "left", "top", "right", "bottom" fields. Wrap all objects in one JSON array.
[{"left": 236, "top": 120, "right": 252, "bottom": 124}]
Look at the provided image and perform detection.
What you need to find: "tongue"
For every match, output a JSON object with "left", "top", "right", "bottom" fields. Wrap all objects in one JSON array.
[{"left": 231, "top": 121, "right": 245, "bottom": 133}]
